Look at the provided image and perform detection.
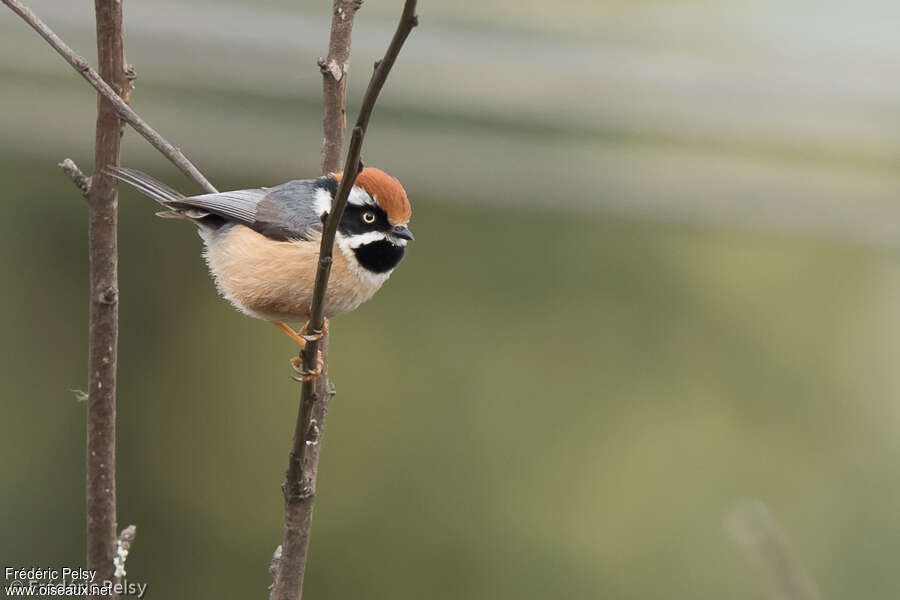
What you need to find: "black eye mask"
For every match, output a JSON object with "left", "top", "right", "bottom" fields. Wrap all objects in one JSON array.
[{"left": 339, "top": 204, "right": 391, "bottom": 236}]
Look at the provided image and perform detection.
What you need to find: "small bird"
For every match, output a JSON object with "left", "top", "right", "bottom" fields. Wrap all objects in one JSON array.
[{"left": 108, "top": 166, "right": 413, "bottom": 380}]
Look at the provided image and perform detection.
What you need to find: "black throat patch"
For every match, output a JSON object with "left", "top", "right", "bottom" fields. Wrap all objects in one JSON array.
[{"left": 353, "top": 240, "right": 405, "bottom": 274}]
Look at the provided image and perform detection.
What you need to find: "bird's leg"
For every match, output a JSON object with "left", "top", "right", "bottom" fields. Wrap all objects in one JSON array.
[{"left": 273, "top": 321, "right": 309, "bottom": 348}]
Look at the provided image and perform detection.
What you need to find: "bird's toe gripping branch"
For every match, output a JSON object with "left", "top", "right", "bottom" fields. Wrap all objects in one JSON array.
[
  {"left": 273, "top": 318, "right": 329, "bottom": 348},
  {"left": 300, "top": 317, "right": 329, "bottom": 343},
  {"left": 290, "top": 352, "right": 324, "bottom": 383},
  {"left": 274, "top": 319, "right": 328, "bottom": 382}
]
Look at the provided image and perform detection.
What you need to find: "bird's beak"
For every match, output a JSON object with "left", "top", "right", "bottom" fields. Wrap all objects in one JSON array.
[{"left": 391, "top": 225, "right": 415, "bottom": 241}]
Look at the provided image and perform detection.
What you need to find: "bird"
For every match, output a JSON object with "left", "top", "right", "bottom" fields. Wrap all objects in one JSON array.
[{"left": 107, "top": 166, "right": 413, "bottom": 380}]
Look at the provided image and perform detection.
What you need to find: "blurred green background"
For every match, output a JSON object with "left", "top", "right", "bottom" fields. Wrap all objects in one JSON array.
[{"left": 4, "top": 0, "right": 900, "bottom": 598}]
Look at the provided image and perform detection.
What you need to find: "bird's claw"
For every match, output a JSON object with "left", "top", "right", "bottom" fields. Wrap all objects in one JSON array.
[
  {"left": 299, "top": 317, "right": 329, "bottom": 343},
  {"left": 290, "top": 352, "right": 324, "bottom": 382}
]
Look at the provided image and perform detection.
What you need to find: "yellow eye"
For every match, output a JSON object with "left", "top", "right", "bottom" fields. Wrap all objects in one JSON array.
[{"left": 362, "top": 212, "right": 376, "bottom": 224}]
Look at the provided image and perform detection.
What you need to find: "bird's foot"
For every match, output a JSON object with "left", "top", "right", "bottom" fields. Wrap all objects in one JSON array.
[
  {"left": 290, "top": 351, "right": 324, "bottom": 383},
  {"left": 300, "top": 317, "right": 329, "bottom": 343}
]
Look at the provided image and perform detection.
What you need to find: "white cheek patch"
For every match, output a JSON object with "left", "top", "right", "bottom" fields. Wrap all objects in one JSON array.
[
  {"left": 348, "top": 186, "right": 376, "bottom": 207},
  {"left": 336, "top": 233, "right": 393, "bottom": 289},
  {"left": 345, "top": 231, "right": 387, "bottom": 248}
]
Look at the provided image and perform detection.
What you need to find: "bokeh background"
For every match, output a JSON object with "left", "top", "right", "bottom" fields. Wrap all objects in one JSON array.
[{"left": 4, "top": 0, "right": 900, "bottom": 598}]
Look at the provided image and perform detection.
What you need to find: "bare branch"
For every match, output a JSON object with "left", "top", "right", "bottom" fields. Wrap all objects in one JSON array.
[
  {"left": 58, "top": 158, "right": 91, "bottom": 196},
  {"left": 726, "top": 499, "right": 821, "bottom": 600},
  {"left": 271, "top": 2, "right": 418, "bottom": 599},
  {"left": 84, "top": 1, "right": 129, "bottom": 597},
  {"left": 1, "top": 0, "right": 217, "bottom": 194},
  {"left": 319, "top": 0, "right": 363, "bottom": 174},
  {"left": 310, "top": 1, "right": 418, "bottom": 333}
]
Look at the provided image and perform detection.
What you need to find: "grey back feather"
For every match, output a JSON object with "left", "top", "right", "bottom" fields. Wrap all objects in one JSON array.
[
  {"left": 256, "top": 179, "right": 328, "bottom": 240},
  {"left": 107, "top": 167, "right": 328, "bottom": 241}
]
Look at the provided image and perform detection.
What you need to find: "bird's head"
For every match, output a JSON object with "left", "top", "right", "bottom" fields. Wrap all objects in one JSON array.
[{"left": 330, "top": 167, "right": 413, "bottom": 274}]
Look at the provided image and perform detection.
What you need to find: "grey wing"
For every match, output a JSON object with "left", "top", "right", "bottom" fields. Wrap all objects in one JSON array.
[
  {"left": 172, "top": 189, "right": 266, "bottom": 227},
  {"left": 109, "top": 167, "right": 326, "bottom": 241},
  {"left": 180, "top": 179, "right": 326, "bottom": 240}
]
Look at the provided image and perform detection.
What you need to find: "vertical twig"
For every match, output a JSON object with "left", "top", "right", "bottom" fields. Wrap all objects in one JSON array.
[
  {"left": 86, "top": 0, "right": 130, "bottom": 596},
  {"left": 319, "top": 0, "right": 363, "bottom": 174},
  {"left": 271, "top": 2, "right": 418, "bottom": 599},
  {"left": 270, "top": 3, "right": 361, "bottom": 597},
  {"left": 3, "top": 1, "right": 204, "bottom": 593}
]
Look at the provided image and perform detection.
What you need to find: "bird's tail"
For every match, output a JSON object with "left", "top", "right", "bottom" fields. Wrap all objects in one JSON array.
[{"left": 105, "top": 167, "right": 189, "bottom": 219}]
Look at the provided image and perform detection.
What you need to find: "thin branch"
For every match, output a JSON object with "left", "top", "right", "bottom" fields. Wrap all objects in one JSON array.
[
  {"left": 59, "top": 157, "right": 91, "bottom": 196},
  {"left": 307, "top": 0, "right": 418, "bottom": 336},
  {"left": 1, "top": 0, "right": 217, "bottom": 194},
  {"left": 271, "top": 2, "right": 418, "bottom": 599},
  {"left": 85, "top": 1, "right": 129, "bottom": 597},
  {"left": 319, "top": 0, "right": 363, "bottom": 174},
  {"left": 726, "top": 499, "right": 821, "bottom": 600}
]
